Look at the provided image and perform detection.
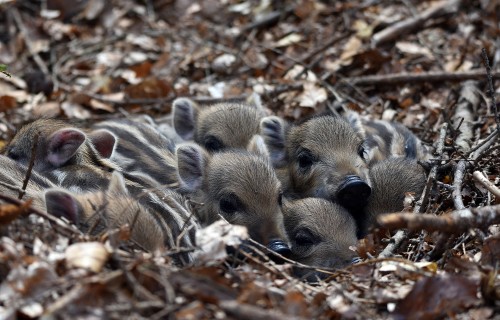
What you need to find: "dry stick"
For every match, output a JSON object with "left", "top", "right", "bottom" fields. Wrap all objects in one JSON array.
[
  {"left": 344, "top": 69, "right": 500, "bottom": 86},
  {"left": 377, "top": 204, "right": 500, "bottom": 234},
  {"left": 452, "top": 160, "right": 467, "bottom": 210},
  {"left": 372, "top": 0, "right": 462, "bottom": 46},
  {"left": 19, "top": 133, "right": 39, "bottom": 200},
  {"left": 0, "top": 193, "right": 80, "bottom": 236},
  {"left": 10, "top": 8, "right": 50, "bottom": 75},
  {"left": 481, "top": 48, "right": 500, "bottom": 128},
  {"left": 378, "top": 123, "right": 448, "bottom": 258},
  {"left": 472, "top": 171, "right": 500, "bottom": 198},
  {"left": 453, "top": 81, "right": 480, "bottom": 152}
]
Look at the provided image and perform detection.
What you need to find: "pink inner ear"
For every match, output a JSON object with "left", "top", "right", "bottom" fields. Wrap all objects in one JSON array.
[
  {"left": 89, "top": 130, "right": 116, "bottom": 158},
  {"left": 45, "top": 190, "right": 80, "bottom": 224},
  {"left": 47, "top": 129, "right": 86, "bottom": 167}
]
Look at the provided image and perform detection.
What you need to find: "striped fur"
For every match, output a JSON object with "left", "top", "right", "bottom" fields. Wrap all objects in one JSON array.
[
  {"left": 93, "top": 119, "right": 179, "bottom": 189},
  {"left": 346, "top": 112, "right": 431, "bottom": 164},
  {"left": 0, "top": 155, "right": 56, "bottom": 212}
]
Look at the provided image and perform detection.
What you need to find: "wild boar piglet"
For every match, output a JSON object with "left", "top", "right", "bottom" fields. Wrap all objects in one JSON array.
[
  {"left": 261, "top": 115, "right": 372, "bottom": 213},
  {"left": 283, "top": 197, "right": 358, "bottom": 281},
  {"left": 3, "top": 119, "right": 118, "bottom": 173},
  {"left": 172, "top": 95, "right": 267, "bottom": 152},
  {"left": 175, "top": 135, "right": 291, "bottom": 258},
  {"left": 45, "top": 171, "right": 197, "bottom": 264}
]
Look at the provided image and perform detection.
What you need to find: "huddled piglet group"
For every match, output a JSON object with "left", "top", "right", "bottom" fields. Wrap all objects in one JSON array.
[{"left": 0, "top": 94, "right": 429, "bottom": 280}]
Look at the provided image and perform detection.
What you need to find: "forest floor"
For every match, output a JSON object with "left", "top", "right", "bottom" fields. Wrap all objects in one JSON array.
[{"left": 0, "top": 0, "right": 499, "bottom": 318}]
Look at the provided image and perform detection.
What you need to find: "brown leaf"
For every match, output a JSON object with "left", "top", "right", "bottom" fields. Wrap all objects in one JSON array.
[
  {"left": 0, "top": 95, "right": 17, "bottom": 112},
  {"left": 0, "top": 200, "right": 32, "bottom": 225},
  {"left": 480, "top": 234, "right": 500, "bottom": 268},
  {"left": 124, "top": 77, "right": 171, "bottom": 99},
  {"left": 395, "top": 274, "right": 480, "bottom": 319}
]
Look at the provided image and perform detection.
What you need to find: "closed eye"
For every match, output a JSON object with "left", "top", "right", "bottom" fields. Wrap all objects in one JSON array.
[
  {"left": 294, "top": 228, "right": 321, "bottom": 247},
  {"left": 204, "top": 135, "right": 224, "bottom": 152}
]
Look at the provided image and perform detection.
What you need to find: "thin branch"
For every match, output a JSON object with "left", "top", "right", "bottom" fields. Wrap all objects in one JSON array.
[
  {"left": 472, "top": 171, "right": 500, "bottom": 198},
  {"left": 377, "top": 204, "right": 500, "bottom": 234},
  {"left": 452, "top": 160, "right": 467, "bottom": 210},
  {"left": 19, "top": 133, "right": 38, "bottom": 200},
  {"left": 343, "top": 69, "right": 500, "bottom": 86},
  {"left": 372, "top": 0, "right": 462, "bottom": 46}
]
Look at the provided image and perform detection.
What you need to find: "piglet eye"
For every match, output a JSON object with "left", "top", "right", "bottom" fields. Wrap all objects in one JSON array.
[
  {"left": 6, "top": 147, "right": 20, "bottom": 161},
  {"left": 204, "top": 135, "right": 224, "bottom": 152},
  {"left": 219, "top": 193, "right": 242, "bottom": 214},
  {"left": 358, "top": 144, "right": 366, "bottom": 160},
  {"left": 297, "top": 148, "right": 315, "bottom": 169},
  {"left": 294, "top": 228, "right": 319, "bottom": 247}
]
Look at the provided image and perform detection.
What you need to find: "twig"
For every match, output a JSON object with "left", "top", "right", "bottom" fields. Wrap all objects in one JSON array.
[
  {"left": 481, "top": 48, "right": 499, "bottom": 128},
  {"left": 452, "top": 160, "right": 467, "bottom": 210},
  {"left": 19, "top": 133, "right": 38, "bottom": 200},
  {"left": 453, "top": 81, "right": 480, "bottom": 152},
  {"left": 343, "top": 69, "right": 500, "bottom": 86},
  {"left": 468, "top": 129, "right": 499, "bottom": 162},
  {"left": 372, "top": 0, "right": 462, "bottom": 46},
  {"left": 377, "top": 204, "right": 500, "bottom": 234},
  {"left": 472, "top": 171, "right": 500, "bottom": 198}
]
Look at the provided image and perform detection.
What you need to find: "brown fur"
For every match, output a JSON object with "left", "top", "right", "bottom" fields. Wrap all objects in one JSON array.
[
  {"left": 173, "top": 97, "right": 266, "bottom": 152},
  {"left": 365, "top": 158, "right": 427, "bottom": 228},
  {"left": 283, "top": 198, "right": 357, "bottom": 280},
  {"left": 176, "top": 141, "right": 289, "bottom": 248},
  {"left": 262, "top": 115, "right": 370, "bottom": 201}
]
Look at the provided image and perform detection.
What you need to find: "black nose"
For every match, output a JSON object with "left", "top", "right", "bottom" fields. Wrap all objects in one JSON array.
[
  {"left": 267, "top": 239, "right": 291, "bottom": 263},
  {"left": 336, "top": 175, "right": 371, "bottom": 209}
]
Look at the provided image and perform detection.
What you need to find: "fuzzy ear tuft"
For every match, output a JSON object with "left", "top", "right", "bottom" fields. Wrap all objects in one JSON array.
[
  {"left": 88, "top": 129, "right": 117, "bottom": 159},
  {"left": 47, "top": 128, "right": 86, "bottom": 167},
  {"left": 45, "top": 189, "right": 81, "bottom": 224},
  {"left": 344, "top": 111, "right": 366, "bottom": 138},
  {"left": 108, "top": 171, "right": 129, "bottom": 196},
  {"left": 247, "top": 135, "right": 270, "bottom": 161},
  {"left": 176, "top": 143, "right": 207, "bottom": 192},
  {"left": 172, "top": 98, "right": 198, "bottom": 140},
  {"left": 260, "top": 116, "right": 288, "bottom": 167}
]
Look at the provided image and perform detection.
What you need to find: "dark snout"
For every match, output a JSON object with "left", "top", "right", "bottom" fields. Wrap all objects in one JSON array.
[
  {"left": 228, "top": 239, "right": 291, "bottom": 264},
  {"left": 336, "top": 175, "right": 371, "bottom": 210},
  {"left": 267, "top": 239, "right": 292, "bottom": 263}
]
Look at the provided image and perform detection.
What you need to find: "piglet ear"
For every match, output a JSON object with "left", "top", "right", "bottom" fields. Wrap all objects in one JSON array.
[
  {"left": 45, "top": 189, "right": 81, "bottom": 224},
  {"left": 247, "top": 135, "right": 270, "bottom": 161},
  {"left": 344, "top": 111, "right": 366, "bottom": 138},
  {"left": 176, "top": 143, "right": 208, "bottom": 192},
  {"left": 107, "top": 171, "right": 129, "bottom": 196},
  {"left": 47, "top": 128, "right": 86, "bottom": 167},
  {"left": 88, "top": 129, "right": 117, "bottom": 159},
  {"left": 172, "top": 98, "right": 198, "bottom": 140},
  {"left": 260, "top": 116, "right": 288, "bottom": 167}
]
